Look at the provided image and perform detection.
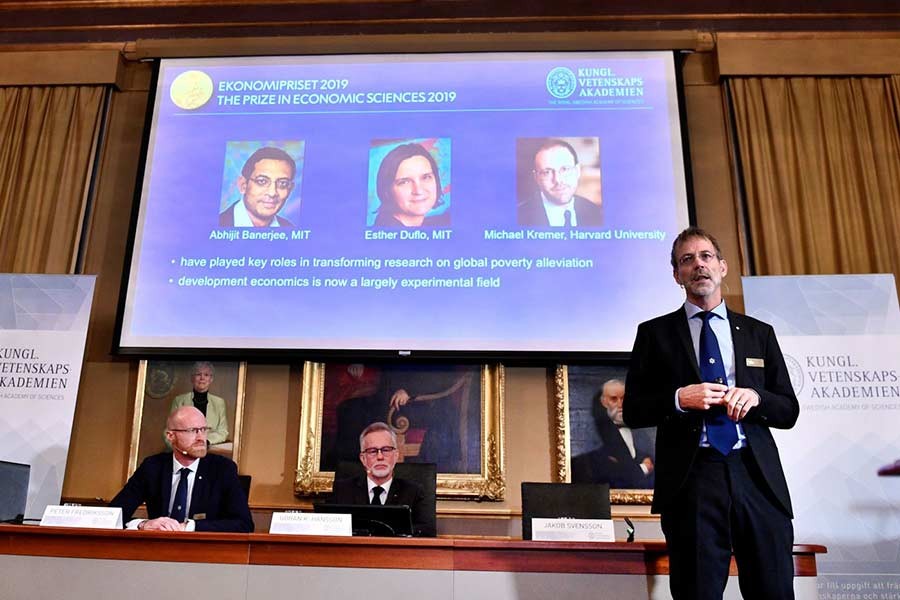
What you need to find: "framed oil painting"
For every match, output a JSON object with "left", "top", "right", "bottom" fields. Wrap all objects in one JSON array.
[
  {"left": 295, "top": 362, "right": 505, "bottom": 500},
  {"left": 128, "top": 360, "right": 246, "bottom": 476},
  {"left": 554, "top": 364, "right": 655, "bottom": 504}
]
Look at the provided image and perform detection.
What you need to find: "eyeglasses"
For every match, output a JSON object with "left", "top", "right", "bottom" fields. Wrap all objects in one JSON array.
[
  {"left": 677, "top": 251, "right": 719, "bottom": 267},
  {"left": 534, "top": 165, "right": 577, "bottom": 180},
  {"left": 247, "top": 175, "right": 293, "bottom": 191},
  {"left": 169, "top": 427, "right": 210, "bottom": 435},
  {"left": 360, "top": 446, "right": 397, "bottom": 456}
]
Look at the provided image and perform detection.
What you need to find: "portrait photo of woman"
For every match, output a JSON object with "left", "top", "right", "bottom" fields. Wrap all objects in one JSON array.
[{"left": 368, "top": 139, "right": 451, "bottom": 227}]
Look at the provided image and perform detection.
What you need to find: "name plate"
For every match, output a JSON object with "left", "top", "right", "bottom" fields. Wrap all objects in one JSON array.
[
  {"left": 269, "top": 512, "right": 352, "bottom": 536},
  {"left": 40, "top": 505, "right": 123, "bottom": 529},
  {"left": 531, "top": 518, "right": 616, "bottom": 542}
]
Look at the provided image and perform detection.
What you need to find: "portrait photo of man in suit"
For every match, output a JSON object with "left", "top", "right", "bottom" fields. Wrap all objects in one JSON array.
[
  {"left": 329, "top": 421, "right": 435, "bottom": 537},
  {"left": 623, "top": 226, "right": 799, "bottom": 599},
  {"left": 109, "top": 406, "right": 253, "bottom": 533},
  {"left": 517, "top": 137, "right": 603, "bottom": 227},
  {"left": 219, "top": 145, "right": 300, "bottom": 228}
]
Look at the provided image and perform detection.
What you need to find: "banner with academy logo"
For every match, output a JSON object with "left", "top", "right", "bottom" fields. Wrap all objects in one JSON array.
[
  {"left": 0, "top": 274, "right": 95, "bottom": 520},
  {"left": 743, "top": 274, "right": 900, "bottom": 600}
]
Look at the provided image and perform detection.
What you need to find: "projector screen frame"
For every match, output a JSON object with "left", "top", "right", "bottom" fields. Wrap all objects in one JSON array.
[{"left": 112, "top": 47, "right": 697, "bottom": 363}]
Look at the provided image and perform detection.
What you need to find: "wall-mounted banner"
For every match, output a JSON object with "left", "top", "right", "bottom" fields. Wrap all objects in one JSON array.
[
  {"left": 0, "top": 274, "right": 96, "bottom": 520},
  {"left": 744, "top": 274, "right": 900, "bottom": 600}
]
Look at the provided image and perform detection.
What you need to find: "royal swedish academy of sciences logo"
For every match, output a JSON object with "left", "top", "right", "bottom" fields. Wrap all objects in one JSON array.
[
  {"left": 783, "top": 354, "right": 804, "bottom": 395},
  {"left": 546, "top": 67, "right": 577, "bottom": 99},
  {"left": 169, "top": 70, "right": 214, "bottom": 110}
]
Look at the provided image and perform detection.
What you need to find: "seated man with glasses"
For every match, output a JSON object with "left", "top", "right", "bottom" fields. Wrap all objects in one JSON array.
[
  {"left": 517, "top": 138, "right": 603, "bottom": 227},
  {"left": 329, "top": 421, "right": 435, "bottom": 536},
  {"left": 109, "top": 406, "right": 253, "bottom": 532},
  {"left": 219, "top": 146, "right": 297, "bottom": 228}
]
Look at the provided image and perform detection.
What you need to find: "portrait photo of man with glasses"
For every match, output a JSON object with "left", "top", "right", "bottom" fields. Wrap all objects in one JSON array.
[
  {"left": 218, "top": 143, "right": 303, "bottom": 228},
  {"left": 516, "top": 137, "right": 603, "bottom": 227}
]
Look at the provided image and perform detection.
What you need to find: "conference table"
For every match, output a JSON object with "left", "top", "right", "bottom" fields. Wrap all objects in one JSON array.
[{"left": 0, "top": 525, "right": 825, "bottom": 600}]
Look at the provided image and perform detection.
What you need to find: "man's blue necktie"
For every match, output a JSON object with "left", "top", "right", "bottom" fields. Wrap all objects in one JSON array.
[
  {"left": 170, "top": 467, "right": 190, "bottom": 522},
  {"left": 564, "top": 210, "right": 573, "bottom": 228},
  {"left": 696, "top": 311, "right": 737, "bottom": 455}
]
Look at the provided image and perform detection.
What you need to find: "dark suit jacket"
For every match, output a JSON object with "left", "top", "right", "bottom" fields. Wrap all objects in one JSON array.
[
  {"left": 109, "top": 452, "right": 254, "bottom": 532},
  {"left": 517, "top": 194, "right": 603, "bottom": 227},
  {"left": 329, "top": 475, "right": 435, "bottom": 537},
  {"left": 623, "top": 307, "right": 799, "bottom": 516},
  {"left": 218, "top": 202, "right": 294, "bottom": 228}
]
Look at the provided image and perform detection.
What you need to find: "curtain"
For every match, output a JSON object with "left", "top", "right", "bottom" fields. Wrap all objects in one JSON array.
[
  {"left": 728, "top": 76, "right": 900, "bottom": 279},
  {"left": 0, "top": 85, "right": 105, "bottom": 273}
]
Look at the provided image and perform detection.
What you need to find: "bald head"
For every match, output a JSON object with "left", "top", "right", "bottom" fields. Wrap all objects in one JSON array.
[
  {"left": 165, "top": 406, "right": 209, "bottom": 463},
  {"left": 167, "top": 406, "right": 205, "bottom": 431}
]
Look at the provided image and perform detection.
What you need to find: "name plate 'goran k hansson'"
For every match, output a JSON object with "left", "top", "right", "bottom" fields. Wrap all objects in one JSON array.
[{"left": 269, "top": 512, "right": 352, "bottom": 536}]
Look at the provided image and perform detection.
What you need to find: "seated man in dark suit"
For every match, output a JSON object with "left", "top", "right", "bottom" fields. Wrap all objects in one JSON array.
[
  {"left": 329, "top": 421, "right": 435, "bottom": 537},
  {"left": 109, "top": 406, "right": 253, "bottom": 532}
]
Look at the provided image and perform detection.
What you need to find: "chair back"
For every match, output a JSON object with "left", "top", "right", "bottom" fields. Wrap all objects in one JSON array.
[{"left": 237, "top": 474, "right": 251, "bottom": 499}]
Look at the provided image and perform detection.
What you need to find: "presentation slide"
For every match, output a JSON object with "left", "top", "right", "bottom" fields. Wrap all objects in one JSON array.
[{"left": 118, "top": 51, "right": 690, "bottom": 355}]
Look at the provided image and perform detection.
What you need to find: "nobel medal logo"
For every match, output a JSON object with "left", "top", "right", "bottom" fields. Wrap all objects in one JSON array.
[
  {"left": 546, "top": 67, "right": 577, "bottom": 99},
  {"left": 170, "top": 70, "right": 214, "bottom": 110}
]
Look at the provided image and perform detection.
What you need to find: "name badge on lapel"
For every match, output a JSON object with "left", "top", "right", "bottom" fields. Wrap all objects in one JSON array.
[{"left": 746, "top": 358, "right": 765, "bottom": 368}]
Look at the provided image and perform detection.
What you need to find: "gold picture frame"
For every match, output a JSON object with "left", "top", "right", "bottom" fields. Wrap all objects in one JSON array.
[
  {"left": 128, "top": 360, "right": 247, "bottom": 476},
  {"left": 554, "top": 364, "right": 654, "bottom": 505},
  {"left": 295, "top": 362, "right": 505, "bottom": 500}
]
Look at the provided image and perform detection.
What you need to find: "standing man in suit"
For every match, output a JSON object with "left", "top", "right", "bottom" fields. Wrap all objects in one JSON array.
[
  {"left": 623, "top": 227, "right": 799, "bottom": 599},
  {"left": 329, "top": 421, "right": 435, "bottom": 537},
  {"left": 517, "top": 138, "right": 603, "bottom": 227},
  {"left": 110, "top": 406, "right": 253, "bottom": 532},
  {"left": 219, "top": 146, "right": 296, "bottom": 228}
]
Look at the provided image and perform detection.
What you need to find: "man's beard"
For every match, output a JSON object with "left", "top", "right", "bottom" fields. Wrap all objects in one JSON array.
[
  {"left": 606, "top": 406, "right": 625, "bottom": 426},
  {"left": 182, "top": 443, "right": 208, "bottom": 459}
]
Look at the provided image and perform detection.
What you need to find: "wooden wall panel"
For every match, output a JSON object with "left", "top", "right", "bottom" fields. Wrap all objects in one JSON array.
[
  {"left": 718, "top": 33, "right": 900, "bottom": 75},
  {"left": 0, "top": 50, "right": 124, "bottom": 86},
  {"left": 3, "top": 2, "right": 900, "bottom": 45},
  {"left": 238, "top": 364, "right": 297, "bottom": 506},
  {"left": 682, "top": 64, "right": 745, "bottom": 309}
]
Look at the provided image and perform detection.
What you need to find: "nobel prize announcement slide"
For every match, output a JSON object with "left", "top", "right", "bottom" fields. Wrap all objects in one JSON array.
[{"left": 119, "top": 51, "right": 690, "bottom": 355}]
